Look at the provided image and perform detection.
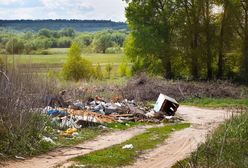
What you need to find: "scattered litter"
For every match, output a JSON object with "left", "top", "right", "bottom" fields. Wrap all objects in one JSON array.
[
  {"left": 15, "top": 156, "right": 26, "bottom": 160},
  {"left": 43, "top": 92, "right": 181, "bottom": 132},
  {"left": 122, "top": 144, "right": 134, "bottom": 149},
  {"left": 42, "top": 136, "right": 56, "bottom": 144}
]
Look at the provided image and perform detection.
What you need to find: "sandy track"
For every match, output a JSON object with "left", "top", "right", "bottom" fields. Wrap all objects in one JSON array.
[
  {"left": 1, "top": 126, "right": 153, "bottom": 168},
  {"left": 126, "top": 106, "right": 232, "bottom": 168},
  {"left": 1, "top": 106, "right": 231, "bottom": 168}
]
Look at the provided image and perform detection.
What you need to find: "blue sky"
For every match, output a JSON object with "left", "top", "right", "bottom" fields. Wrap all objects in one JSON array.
[{"left": 0, "top": 0, "right": 127, "bottom": 21}]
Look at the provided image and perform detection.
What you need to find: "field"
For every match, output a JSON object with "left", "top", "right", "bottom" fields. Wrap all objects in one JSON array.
[{"left": 1, "top": 48, "right": 129, "bottom": 75}]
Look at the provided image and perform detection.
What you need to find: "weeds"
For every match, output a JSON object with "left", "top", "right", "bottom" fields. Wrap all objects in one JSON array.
[{"left": 0, "top": 69, "right": 57, "bottom": 159}]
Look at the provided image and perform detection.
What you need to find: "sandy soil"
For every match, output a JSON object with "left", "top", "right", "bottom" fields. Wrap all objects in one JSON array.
[
  {"left": 1, "top": 106, "right": 232, "bottom": 168},
  {"left": 125, "top": 106, "right": 232, "bottom": 168}
]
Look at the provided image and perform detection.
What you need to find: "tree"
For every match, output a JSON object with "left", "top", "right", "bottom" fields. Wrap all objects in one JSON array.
[
  {"left": 5, "top": 38, "right": 24, "bottom": 54},
  {"left": 62, "top": 43, "right": 93, "bottom": 81},
  {"left": 125, "top": 0, "right": 176, "bottom": 79},
  {"left": 93, "top": 32, "right": 113, "bottom": 53}
]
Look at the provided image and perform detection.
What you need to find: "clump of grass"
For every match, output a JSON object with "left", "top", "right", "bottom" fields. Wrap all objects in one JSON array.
[
  {"left": 173, "top": 110, "right": 248, "bottom": 168},
  {"left": 71, "top": 123, "right": 190, "bottom": 168}
]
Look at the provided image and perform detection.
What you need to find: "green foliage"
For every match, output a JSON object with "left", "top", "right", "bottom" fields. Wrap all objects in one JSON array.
[
  {"left": 105, "top": 63, "right": 113, "bottom": 79},
  {"left": 62, "top": 43, "right": 94, "bottom": 81},
  {"left": 118, "top": 62, "right": 130, "bottom": 77},
  {"left": 93, "top": 32, "right": 113, "bottom": 53},
  {"left": 95, "top": 63, "right": 103, "bottom": 80},
  {"left": 72, "top": 123, "right": 190, "bottom": 167},
  {"left": 5, "top": 38, "right": 24, "bottom": 54}
]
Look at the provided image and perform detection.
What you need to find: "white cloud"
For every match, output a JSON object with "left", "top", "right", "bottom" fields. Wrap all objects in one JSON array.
[
  {"left": 0, "top": 0, "right": 127, "bottom": 21},
  {"left": 0, "top": 0, "right": 23, "bottom": 5}
]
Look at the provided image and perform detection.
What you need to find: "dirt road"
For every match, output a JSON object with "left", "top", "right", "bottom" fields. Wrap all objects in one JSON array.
[
  {"left": 1, "top": 106, "right": 231, "bottom": 168},
  {"left": 1, "top": 126, "right": 153, "bottom": 168},
  {"left": 126, "top": 106, "right": 231, "bottom": 168}
]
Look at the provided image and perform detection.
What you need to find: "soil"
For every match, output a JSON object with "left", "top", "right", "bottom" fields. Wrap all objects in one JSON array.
[
  {"left": 1, "top": 106, "right": 232, "bottom": 168},
  {"left": 125, "top": 106, "right": 232, "bottom": 168}
]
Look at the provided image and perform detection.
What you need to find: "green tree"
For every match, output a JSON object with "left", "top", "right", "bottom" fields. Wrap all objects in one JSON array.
[
  {"left": 5, "top": 38, "right": 24, "bottom": 54},
  {"left": 93, "top": 32, "right": 113, "bottom": 53},
  {"left": 62, "top": 43, "right": 93, "bottom": 81},
  {"left": 125, "top": 0, "right": 176, "bottom": 79}
]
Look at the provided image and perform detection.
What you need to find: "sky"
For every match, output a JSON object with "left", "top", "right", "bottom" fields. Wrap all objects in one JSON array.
[{"left": 0, "top": 0, "right": 127, "bottom": 21}]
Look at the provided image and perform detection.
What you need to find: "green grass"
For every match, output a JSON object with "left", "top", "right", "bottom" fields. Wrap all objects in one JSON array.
[
  {"left": 71, "top": 123, "right": 190, "bottom": 168},
  {"left": 182, "top": 98, "right": 248, "bottom": 108},
  {"left": 173, "top": 111, "right": 248, "bottom": 168},
  {"left": 5, "top": 48, "right": 127, "bottom": 65}
]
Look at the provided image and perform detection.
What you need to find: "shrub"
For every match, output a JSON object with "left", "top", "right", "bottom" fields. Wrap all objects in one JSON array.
[
  {"left": 0, "top": 70, "right": 56, "bottom": 159},
  {"left": 95, "top": 64, "right": 103, "bottom": 80},
  {"left": 118, "top": 62, "right": 130, "bottom": 77},
  {"left": 5, "top": 38, "right": 24, "bottom": 54},
  {"left": 105, "top": 63, "right": 113, "bottom": 79},
  {"left": 62, "top": 43, "right": 94, "bottom": 81}
]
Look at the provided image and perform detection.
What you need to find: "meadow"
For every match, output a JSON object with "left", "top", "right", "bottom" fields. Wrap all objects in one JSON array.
[{"left": 1, "top": 48, "right": 130, "bottom": 76}]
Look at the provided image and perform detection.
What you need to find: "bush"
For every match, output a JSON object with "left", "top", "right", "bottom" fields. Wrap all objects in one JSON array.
[
  {"left": 0, "top": 71, "right": 56, "bottom": 159},
  {"left": 118, "top": 62, "right": 130, "bottom": 77},
  {"left": 5, "top": 38, "right": 24, "bottom": 54},
  {"left": 95, "top": 64, "right": 103, "bottom": 80},
  {"left": 62, "top": 43, "right": 94, "bottom": 81},
  {"left": 105, "top": 64, "right": 113, "bottom": 79}
]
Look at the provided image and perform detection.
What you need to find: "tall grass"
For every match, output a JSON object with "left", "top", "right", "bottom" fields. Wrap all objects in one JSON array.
[{"left": 0, "top": 69, "right": 57, "bottom": 159}]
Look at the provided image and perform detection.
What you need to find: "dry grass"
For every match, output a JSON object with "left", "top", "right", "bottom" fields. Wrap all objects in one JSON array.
[{"left": 122, "top": 74, "right": 248, "bottom": 102}]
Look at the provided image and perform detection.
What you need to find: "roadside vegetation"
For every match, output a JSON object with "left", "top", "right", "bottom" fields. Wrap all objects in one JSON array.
[
  {"left": 173, "top": 110, "right": 248, "bottom": 168},
  {"left": 71, "top": 123, "right": 190, "bottom": 168}
]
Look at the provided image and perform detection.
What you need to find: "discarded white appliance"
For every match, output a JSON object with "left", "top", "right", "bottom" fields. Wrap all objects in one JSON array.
[{"left": 154, "top": 93, "right": 179, "bottom": 116}]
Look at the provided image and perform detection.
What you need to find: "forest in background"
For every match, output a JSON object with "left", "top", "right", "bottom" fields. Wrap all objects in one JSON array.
[{"left": 0, "top": 20, "right": 128, "bottom": 32}]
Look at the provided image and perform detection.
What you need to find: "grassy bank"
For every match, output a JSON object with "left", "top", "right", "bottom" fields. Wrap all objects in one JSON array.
[
  {"left": 182, "top": 98, "right": 248, "bottom": 108},
  {"left": 173, "top": 112, "right": 248, "bottom": 168},
  {"left": 71, "top": 123, "right": 190, "bottom": 168}
]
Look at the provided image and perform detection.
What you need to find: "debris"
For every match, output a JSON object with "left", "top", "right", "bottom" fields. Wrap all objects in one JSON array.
[
  {"left": 154, "top": 94, "right": 179, "bottom": 116},
  {"left": 43, "top": 92, "right": 180, "bottom": 132},
  {"left": 42, "top": 136, "right": 56, "bottom": 144},
  {"left": 15, "top": 156, "right": 26, "bottom": 160},
  {"left": 122, "top": 144, "right": 134, "bottom": 149},
  {"left": 47, "top": 109, "right": 68, "bottom": 117}
]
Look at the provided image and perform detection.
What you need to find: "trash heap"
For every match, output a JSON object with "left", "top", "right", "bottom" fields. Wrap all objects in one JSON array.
[{"left": 43, "top": 93, "right": 180, "bottom": 131}]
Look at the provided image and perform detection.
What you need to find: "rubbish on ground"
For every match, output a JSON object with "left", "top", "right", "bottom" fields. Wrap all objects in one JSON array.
[
  {"left": 154, "top": 93, "right": 179, "bottom": 116},
  {"left": 43, "top": 92, "right": 180, "bottom": 131},
  {"left": 15, "top": 156, "right": 26, "bottom": 160},
  {"left": 122, "top": 144, "right": 134, "bottom": 149},
  {"left": 42, "top": 136, "right": 56, "bottom": 144}
]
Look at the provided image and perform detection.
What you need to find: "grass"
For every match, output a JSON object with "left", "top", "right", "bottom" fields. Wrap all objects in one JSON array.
[
  {"left": 71, "top": 123, "right": 190, "bottom": 168},
  {"left": 182, "top": 98, "right": 248, "bottom": 108},
  {"left": 173, "top": 111, "right": 248, "bottom": 168},
  {"left": 4, "top": 48, "right": 127, "bottom": 65}
]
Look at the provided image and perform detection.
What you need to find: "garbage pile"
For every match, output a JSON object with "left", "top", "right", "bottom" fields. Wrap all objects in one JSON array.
[{"left": 43, "top": 93, "right": 180, "bottom": 131}]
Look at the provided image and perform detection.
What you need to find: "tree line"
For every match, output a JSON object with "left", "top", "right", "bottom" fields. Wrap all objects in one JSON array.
[
  {"left": 0, "top": 20, "right": 128, "bottom": 32},
  {"left": 124, "top": 0, "right": 248, "bottom": 83},
  {"left": 0, "top": 29, "right": 128, "bottom": 55}
]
